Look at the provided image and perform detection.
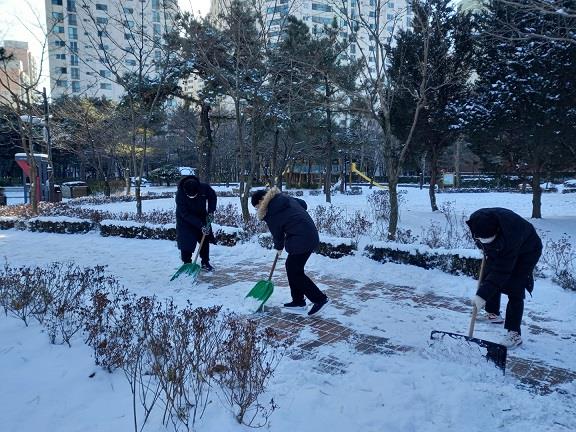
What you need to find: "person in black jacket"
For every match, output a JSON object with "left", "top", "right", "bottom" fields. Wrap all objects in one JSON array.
[
  {"left": 466, "top": 207, "right": 542, "bottom": 348},
  {"left": 251, "top": 187, "right": 328, "bottom": 315},
  {"left": 176, "top": 175, "right": 217, "bottom": 271}
]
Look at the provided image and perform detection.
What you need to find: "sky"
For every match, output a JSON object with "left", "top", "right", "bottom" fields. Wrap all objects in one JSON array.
[{"left": 0, "top": 0, "right": 212, "bottom": 94}]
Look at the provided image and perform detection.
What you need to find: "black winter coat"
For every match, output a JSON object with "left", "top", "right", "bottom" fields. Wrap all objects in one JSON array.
[
  {"left": 176, "top": 176, "right": 217, "bottom": 250},
  {"left": 467, "top": 208, "right": 542, "bottom": 300},
  {"left": 257, "top": 187, "right": 319, "bottom": 255}
]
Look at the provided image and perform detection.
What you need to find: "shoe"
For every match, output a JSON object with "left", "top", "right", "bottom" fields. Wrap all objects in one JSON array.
[
  {"left": 283, "top": 300, "right": 306, "bottom": 308},
  {"left": 308, "top": 298, "right": 329, "bottom": 316},
  {"left": 478, "top": 312, "right": 504, "bottom": 324},
  {"left": 201, "top": 262, "right": 214, "bottom": 272},
  {"left": 500, "top": 331, "right": 522, "bottom": 349}
]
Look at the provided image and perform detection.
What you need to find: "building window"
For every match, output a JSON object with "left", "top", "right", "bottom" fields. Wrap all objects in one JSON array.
[
  {"left": 152, "top": 0, "right": 160, "bottom": 9},
  {"left": 70, "top": 54, "right": 79, "bottom": 65},
  {"left": 125, "top": 59, "right": 136, "bottom": 66},
  {"left": 152, "top": 11, "right": 160, "bottom": 22},
  {"left": 69, "top": 41, "right": 78, "bottom": 52},
  {"left": 99, "top": 69, "right": 111, "bottom": 78},
  {"left": 387, "top": 14, "right": 394, "bottom": 20},
  {"left": 95, "top": 4, "right": 108, "bottom": 11},
  {"left": 52, "top": 12, "right": 64, "bottom": 22},
  {"left": 67, "top": 0, "right": 76, "bottom": 12},
  {"left": 52, "top": 0, "right": 63, "bottom": 5},
  {"left": 55, "top": 53, "right": 66, "bottom": 60},
  {"left": 350, "top": 44, "right": 356, "bottom": 53},
  {"left": 124, "top": 33, "right": 132, "bottom": 40},
  {"left": 96, "top": 17, "right": 108, "bottom": 24},
  {"left": 68, "top": 14, "right": 77, "bottom": 25},
  {"left": 71, "top": 81, "right": 80, "bottom": 92},
  {"left": 100, "top": 83, "right": 112, "bottom": 90},
  {"left": 153, "top": 23, "right": 161, "bottom": 36},
  {"left": 56, "top": 79, "right": 67, "bottom": 87},
  {"left": 124, "top": 20, "right": 134, "bottom": 28},
  {"left": 98, "top": 44, "right": 109, "bottom": 50},
  {"left": 55, "top": 26, "right": 65, "bottom": 33},
  {"left": 71, "top": 68, "right": 80, "bottom": 79},
  {"left": 123, "top": 7, "right": 134, "bottom": 14},
  {"left": 311, "top": 3, "right": 332, "bottom": 12},
  {"left": 58, "top": 67, "right": 67, "bottom": 74},
  {"left": 68, "top": 27, "right": 78, "bottom": 40}
]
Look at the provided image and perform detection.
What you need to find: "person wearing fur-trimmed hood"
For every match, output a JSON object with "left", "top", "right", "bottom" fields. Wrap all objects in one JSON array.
[
  {"left": 176, "top": 175, "right": 217, "bottom": 271},
  {"left": 251, "top": 187, "right": 328, "bottom": 316}
]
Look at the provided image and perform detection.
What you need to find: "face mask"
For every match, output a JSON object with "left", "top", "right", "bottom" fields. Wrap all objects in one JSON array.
[{"left": 476, "top": 235, "right": 496, "bottom": 244}]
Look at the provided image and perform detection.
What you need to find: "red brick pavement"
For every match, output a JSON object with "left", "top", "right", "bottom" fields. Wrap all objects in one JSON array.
[{"left": 206, "top": 259, "right": 576, "bottom": 394}]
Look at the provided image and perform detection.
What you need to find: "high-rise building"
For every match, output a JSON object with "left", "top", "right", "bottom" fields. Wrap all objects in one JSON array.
[
  {"left": 210, "top": 0, "right": 410, "bottom": 67},
  {"left": 45, "top": 0, "right": 179, "bottom": 101},
  {"left": 0, "top": 40, "right": 38, "bottom": 105}
]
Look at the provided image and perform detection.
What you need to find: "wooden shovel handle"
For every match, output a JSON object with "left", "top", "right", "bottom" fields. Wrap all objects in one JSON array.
[
  {"left": 468, "top": 254, "right": 486, "bottom": 338},
  {"left": 268, "top": 250, "right": 281, "bottom": 281},
  {"left": 192, "top": 232, "right": 208, "bottom": 265}
]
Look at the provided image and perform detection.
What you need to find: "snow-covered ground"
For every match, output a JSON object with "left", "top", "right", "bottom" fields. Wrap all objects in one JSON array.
[{"left": 0, "top": 187, "right": 575, "bottom": 432}]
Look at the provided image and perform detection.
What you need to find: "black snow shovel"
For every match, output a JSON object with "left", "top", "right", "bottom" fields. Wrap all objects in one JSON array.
[{"left": 430, "top": 255, "right": 508, "bottom": 373}]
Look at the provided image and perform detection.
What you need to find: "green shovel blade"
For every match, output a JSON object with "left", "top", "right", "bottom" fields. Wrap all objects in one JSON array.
[
  {"left": 170, "top": 263, "right": 201, "bottom": 281},
  {"left": 246, "top": 280, "right": 274, "bottom": 301}
]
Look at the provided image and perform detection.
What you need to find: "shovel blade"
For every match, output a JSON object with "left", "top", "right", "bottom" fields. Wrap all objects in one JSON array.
[
  {"left": 430, "top": 330, "right": 507, "bottom": 373},
  {"left": 170, "top": 263, "right": 201, "bottom": 281},
  {"left": 246, "top": 280, "right": 274, "bottom": 301}
]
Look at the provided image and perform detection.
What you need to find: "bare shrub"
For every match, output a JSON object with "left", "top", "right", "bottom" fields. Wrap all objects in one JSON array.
[
  {"left": 421, "top": 202, "right": 472, "bottom": 249},
  {"left": 311, "top": 205, "right": 345, "bottom": 236},
  {"left": 542, "top": 235, "right": 576, "bottom": 291},
  {"left": 214, "top": 317, "right": 284, "bottom": 427},
  {"left": 368, "top": 190, "right": 406, "bottom": 239}
]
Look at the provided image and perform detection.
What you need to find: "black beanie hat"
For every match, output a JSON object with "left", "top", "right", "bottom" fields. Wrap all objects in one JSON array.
[
  {"left": 183, "top": 178, "right": 199, "bottom": 195},
  {"left": 466, "top": 212, "right": 499, "bottom": 238},
  {"left": 251, "top": 189, "right": 267, "bottom": 207}
]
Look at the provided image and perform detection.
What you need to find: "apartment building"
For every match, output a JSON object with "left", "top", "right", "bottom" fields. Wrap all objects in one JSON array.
[
  {"left": 45, "top": 0, "right": 179, "bottom": 101},
  {"left": 0, "top": 40, "right": 38, "bottom": 105}
]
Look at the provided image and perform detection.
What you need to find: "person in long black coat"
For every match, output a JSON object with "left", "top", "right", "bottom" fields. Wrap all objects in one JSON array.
[
  {"left": 176, "top": 175, "right": 217, "bottom": 270},
  {"left": 251, "top": 187, "right": 328, "bottom": 315},
  {"left": 466, "top": 207, "right": 542, "bottom": 348}
]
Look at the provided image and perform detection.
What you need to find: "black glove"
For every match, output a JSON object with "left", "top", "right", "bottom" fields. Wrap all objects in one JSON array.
[{"left": 201, "top": 225, "right": 211, "bottom": 235}]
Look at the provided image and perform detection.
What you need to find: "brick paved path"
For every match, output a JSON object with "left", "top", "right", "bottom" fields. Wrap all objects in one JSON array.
[{"left": 206, "top": 259, "right": 576, "bottom": 395}]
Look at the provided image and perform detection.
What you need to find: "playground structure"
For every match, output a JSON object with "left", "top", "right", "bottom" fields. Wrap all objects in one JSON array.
[{"left": 350, "top": 163, "right": 388, "bottom": 189}]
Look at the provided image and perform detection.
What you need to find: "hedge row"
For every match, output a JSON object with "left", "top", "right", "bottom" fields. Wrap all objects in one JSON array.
[
  {"left": 364, "top": 243, "right": 481, "bottom": 277},
  {"left": 0, "top": 216, "right": 92, "bottom": 234},
  {"left": 257, "top": 233, "right": 356, "bottom": 259}
]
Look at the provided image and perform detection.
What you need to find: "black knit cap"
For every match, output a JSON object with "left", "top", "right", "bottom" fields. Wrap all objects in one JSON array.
[
  {"left": 466, "top": 212, "right": 499, "bottom": 238},
  {"left": 251, "top": 189, "right": 267, "bottom": 207},
  {"left": 183, "top": 178, "right": 199, "bottom": 195}
]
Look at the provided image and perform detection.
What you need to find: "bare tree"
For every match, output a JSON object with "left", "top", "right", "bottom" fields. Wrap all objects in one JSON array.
[
  {"left": 0, "top": 12, "right": 53, "bottom": 213},
  {"left": 333, "top": 0, "right": 432, "bottom": 239}
]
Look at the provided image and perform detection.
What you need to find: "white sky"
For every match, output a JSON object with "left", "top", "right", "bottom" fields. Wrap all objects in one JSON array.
[{"left": 0, "top": 0, "right": 212, "bottom": 95}]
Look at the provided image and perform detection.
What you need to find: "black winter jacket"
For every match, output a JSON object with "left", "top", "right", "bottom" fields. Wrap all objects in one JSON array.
[
  {"left": 257, "top": 187, "right": 319, "bottom": 255},
  {"left": 175, "top": 176, "right": 217, "bottom": 250},
  {"left": 467, "top": 208, "right": 542, "bottom": 300}
]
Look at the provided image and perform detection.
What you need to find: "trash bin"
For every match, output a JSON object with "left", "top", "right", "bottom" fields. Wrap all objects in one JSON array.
[
  {"left": 52, "top": 185, "right": 63, "bottom": 202},
  {"left": 61, "top": 181, "right": 90, "bottom": 198}
]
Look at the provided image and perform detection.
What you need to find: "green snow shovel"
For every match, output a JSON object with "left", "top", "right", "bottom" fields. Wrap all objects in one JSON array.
[
  {"left": 245, "top": 250, "right": 281, "bottom": 312},
  {"left": 170, "top": 233, "right": 208, "bottom": 282},
  {"left": 430, "top": 254, "right": 508, "bottom": 373}
]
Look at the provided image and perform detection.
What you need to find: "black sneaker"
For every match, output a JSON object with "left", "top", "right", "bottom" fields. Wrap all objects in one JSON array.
[
  {"left": 283, "top": 300, "right": 306, "bottom": 308},
  {"left": 201, "top": 262, "right": 214, "bottom": 272},
  {"left": 308, "top": 298, "right": 329, "bottom": 316}
]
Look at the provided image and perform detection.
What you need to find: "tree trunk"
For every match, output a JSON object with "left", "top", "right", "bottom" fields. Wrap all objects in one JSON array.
[
  {"left": 323, "top": 78, "right": 333, "bottom": 203},
  {"left": 531, "top": 169, "right": 542, "bottom": 218},
  {"left": 429, "top": 143, "right": 439, "bottom": 212},
  {"left": 387, "top": 168, "right": 400, "bottom": 240},
  {"left": 271, "top": 127, "right": 279, "bottom": 187},
  {"left": 234, "top": 99, "right": 249, "bottom": 221},
  {"left": 198, "top": 101, "right": 214, "bottom": 183}
]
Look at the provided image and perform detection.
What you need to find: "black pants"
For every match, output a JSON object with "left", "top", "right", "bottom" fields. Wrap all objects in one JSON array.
[
  {"left": 485, "top": 292, "right": 524, "bottom": 334},
  {"left": 485, "top": 248, "right": 541, "bottom": 335},
  {"left": 285, "top": 252, "right": 326, "bottom": 304},
  {"left": 180, "top": 237, "right": 210, "bottom": 264}
]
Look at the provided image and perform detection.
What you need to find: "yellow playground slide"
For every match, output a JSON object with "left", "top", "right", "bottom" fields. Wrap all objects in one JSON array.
[{"left": 350, "top": 163, "right": 388, "bottom": 189}]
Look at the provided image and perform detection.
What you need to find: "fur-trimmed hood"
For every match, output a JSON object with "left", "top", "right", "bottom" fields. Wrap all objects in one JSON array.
[{"left": 257, "top": 187, "right": 283, "bottom": 220}]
